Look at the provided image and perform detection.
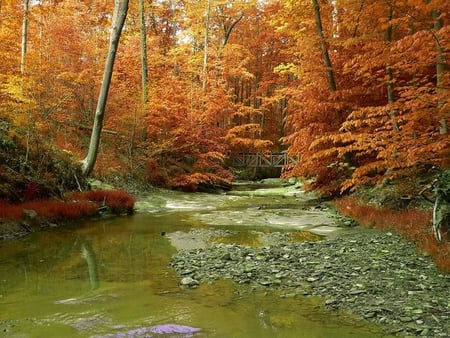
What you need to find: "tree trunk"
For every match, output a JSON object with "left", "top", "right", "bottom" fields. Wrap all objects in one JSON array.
[
  {"left": 352, "top": 0, "right": 365, "bottom": 38},
  {"left": 222, "top": 14, "right": 243, "bottom": 46},
  {"left": 20, "top": 0, "right": 30, "bottom": 75},
  {"left": 432, "top": 9, "right": 447, "bottom": 134},
  {"left": 385, "top": 7, "right": 395, "bottom": 104},
  {"left": 139, "top": 0, "right": 149, "bottom": 104},
  {"left": 81, "top": 240, "right": 100, "bottom": 290},
  {"left": 0, "top": 0, "right": 3, "bottom": 27},
  {"left": 331, "top": 0, "right": 339, "bottom": 38},
  {"left": 21, "top": 0, "right": 32, "bottom": 163},
  {"left": 81, "top": 0, "right": 129, "bottom": 176},
  {"left": 202, "top": 0, "right": 211, "bottom": 92},
  {"left": 312, "top": 0, "right": 337, "bottom": 92},
  {"left": 385, "top": 6, "right": 399, "bottom": 132}
]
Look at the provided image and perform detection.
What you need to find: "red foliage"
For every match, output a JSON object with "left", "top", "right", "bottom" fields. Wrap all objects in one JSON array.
[
  {"left": 0, "top": 190, "right": 135, "bottom": 221},
  {"left": 0, "top": 200, "right": 24, "bottom": 219},
  {"left": 277, "top": 0, "right": 449, "bottom": 195},
  {"left": 0, "top": 199, "right": 98, "bottom": 220},
  {"left": 67, "top": 190, "right": 135, "bottom": 214},
  {"left": 335, "top": 197, "right": 450, "bottom": 272}
]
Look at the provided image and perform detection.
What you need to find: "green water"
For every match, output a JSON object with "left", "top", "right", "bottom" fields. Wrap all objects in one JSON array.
[{"left": 0, "top": 192, "right": 395, "bottom": 337}]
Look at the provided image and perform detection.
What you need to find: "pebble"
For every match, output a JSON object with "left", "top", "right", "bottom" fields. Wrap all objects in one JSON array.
[{"left": 170, "top": 229, "right": 450, "bottom": 337}]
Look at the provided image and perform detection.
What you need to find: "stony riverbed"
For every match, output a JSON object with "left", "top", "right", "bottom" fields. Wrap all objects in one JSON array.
[{"left": 171, "top": 228, "right": 450, "bottom": 337}]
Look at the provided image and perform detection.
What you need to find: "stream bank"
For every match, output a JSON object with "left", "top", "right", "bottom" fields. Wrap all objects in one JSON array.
[
  {"left": 1, "top": 178, "right": 448, "bottom": 337},
  {"left": 170, "top": 228, "right": 450, "bottom": 337},
  {"left": 166, "top": 179, "right": 450, "bottom": 337}
]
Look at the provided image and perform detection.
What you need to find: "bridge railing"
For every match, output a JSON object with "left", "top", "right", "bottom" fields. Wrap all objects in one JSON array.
[{"left": 230, "top": 152, "right": 299, "bottom": 168}]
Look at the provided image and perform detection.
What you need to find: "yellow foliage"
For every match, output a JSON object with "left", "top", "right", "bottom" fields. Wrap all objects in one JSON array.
[
  {"left": 273, "top": 63, "right": 298, "bottom": 76},
  {"left": 2, "top": 75, "right": 34, "bottom": 105}
]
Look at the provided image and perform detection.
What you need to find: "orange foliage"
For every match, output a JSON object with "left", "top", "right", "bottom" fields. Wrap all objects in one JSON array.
[
  {"left": 277, "top": 0, "right": 449, "bottom": 195},
  {"left": 335, "top": 197, "right": 450, "bottom": 272},
  {"left": 0, "top": 0, "right": 447, "bottom": 193}
]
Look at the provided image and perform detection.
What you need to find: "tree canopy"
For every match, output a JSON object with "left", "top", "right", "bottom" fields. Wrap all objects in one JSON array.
[{"left": 0, "top": 0, "right": 448, "bottom": 193}]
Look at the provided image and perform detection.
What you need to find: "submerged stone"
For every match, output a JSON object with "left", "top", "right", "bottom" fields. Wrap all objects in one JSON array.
[{"left": 180, "top": 277, "right": 199, "bottom": 287}]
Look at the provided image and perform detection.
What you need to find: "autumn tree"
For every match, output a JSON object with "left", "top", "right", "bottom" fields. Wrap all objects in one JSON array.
[
  {"left": 82, "top": 0, "right": 129, "bottom": 176},
  {"left": 275, "top": 0, "right": 449, "bottom": 195}
]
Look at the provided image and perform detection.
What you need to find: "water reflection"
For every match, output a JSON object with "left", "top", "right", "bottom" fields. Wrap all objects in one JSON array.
[
  {"left": 0, "top": 207, "right": 394, "bottom": 337},
  {"left": 80, "top": 239, "right": 100, "bottom": 290}
]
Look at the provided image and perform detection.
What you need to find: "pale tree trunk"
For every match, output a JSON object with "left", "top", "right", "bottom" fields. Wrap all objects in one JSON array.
[
  {"left": 166, "top": 0, "right": 179, "bottom": 75},
  {"left": 21, "top": 0, "right": 31, "bottom": 163},
  {"left": 432, "top": 9, "right": 447, "bottom": 134},
  {"left": 331, "top": 0, "right": 339, "bottom": 38},
  {"left": 385, "top": 6, "right": 399, "bottom": 131},
  {"left": 139, "top": 0, "right": 148, "bottom": 104},
  {"left": 202, "top": 0, "right": 211, "bottom": 92},
  {"left": 128, "top": 0, "right": 149, "bottom": 168},
  {"left": 81, "top": 0, "right": 129, "bottom": 176},
  {"left": 81, "top": 240, "right": 100, "bottom": 290},
  {"left": 385, "top": 7, "right": 395, "bottom": 105},
  {"left": 312, "top": 0, "right": 337, "bottom": 91}
]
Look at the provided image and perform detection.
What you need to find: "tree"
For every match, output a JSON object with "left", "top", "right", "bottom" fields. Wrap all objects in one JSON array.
[
  {"left": 139, "top": 0, "right": 149, "bottom": 104},
  {"left": 81, "top": 0, "right": 129, "bottom": 176},
  {"left": 312, "top": 0, "right": 336, "bottom": 91},
  {"left": 20, "top": 0, "right": 30, "bottom": 75},
  {"left": 202, "top": 0, "right": 210, "bottom": 92}
]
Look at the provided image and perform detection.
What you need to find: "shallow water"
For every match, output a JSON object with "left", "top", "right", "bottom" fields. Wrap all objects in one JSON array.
[{"left": 0, "top": 187, "right": 394, "bottom": 337}]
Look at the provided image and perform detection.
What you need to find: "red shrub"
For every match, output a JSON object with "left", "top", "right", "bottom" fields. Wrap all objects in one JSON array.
[
  {"left": 0, "top": 200, "right": 24, "bottom": 219},
  {"left": 335, "top": 197, "right": 450, "bottom": 272},
  {"left": 67, "top": 190, "right": 135, "bottom": 214},
  {"left": 0, "top": 200, "right": 98, "bottom": 221}
]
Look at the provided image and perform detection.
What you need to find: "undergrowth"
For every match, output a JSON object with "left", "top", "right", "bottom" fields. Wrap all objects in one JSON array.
[
  {"left": 335, "top": 196, "right": 450, "bottom": 272},
  {"left": 0, "top": 190, "right": 135, "bottom": 221},
  {"left": 67, "top": 189, "right": 135, "bottom": 214}
]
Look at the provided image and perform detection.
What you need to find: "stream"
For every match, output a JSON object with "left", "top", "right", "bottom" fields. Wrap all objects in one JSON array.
[{"left": 0, "top": 181, "right": 395, "bottom": 337}]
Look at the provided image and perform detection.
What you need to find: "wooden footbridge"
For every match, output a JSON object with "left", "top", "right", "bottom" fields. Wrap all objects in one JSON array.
[{"left": 230, "top": 152, "right": 299, "bottom": 168}]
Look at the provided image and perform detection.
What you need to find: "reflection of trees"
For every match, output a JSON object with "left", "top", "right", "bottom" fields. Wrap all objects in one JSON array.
[
  {"left": 81, "top": 240, "right": 100, "bottom": 289},
  {"left": 0, "top": 223, "right": 179, "bottom": 292}
]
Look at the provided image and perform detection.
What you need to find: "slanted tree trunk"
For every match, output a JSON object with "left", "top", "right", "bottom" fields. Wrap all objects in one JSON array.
[
  {"left": 222, "top": 14, "right": 243, "bottom": 46},
  {"left": 312, "top": 0, "right": 337, "bottom": 92},
  {"left": 81, "top": 0, "right": 129, "bottom": 176}
]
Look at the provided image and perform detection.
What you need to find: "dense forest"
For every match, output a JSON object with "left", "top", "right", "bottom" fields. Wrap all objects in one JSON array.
[{"left": 0, "top": 0, "right": 448, "bottom": 197}]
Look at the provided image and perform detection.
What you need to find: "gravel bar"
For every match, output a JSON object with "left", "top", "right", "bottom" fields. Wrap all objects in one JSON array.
[{"left": 171, "top": 229, "right": 450, "bottom": 337}]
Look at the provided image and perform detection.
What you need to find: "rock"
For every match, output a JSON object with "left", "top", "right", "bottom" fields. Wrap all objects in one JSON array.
[
  {"left": 87, "top": 179, "right": 115, "bottom": 190},
  {"left": 180, "top": 277, "right": 199, "bottom": 287},
  {"left": 22, "top": 209, "right": 37, "bottom": 219},
  {"left": 170, "top": 229, "right": 450, "bottom": 337}
]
